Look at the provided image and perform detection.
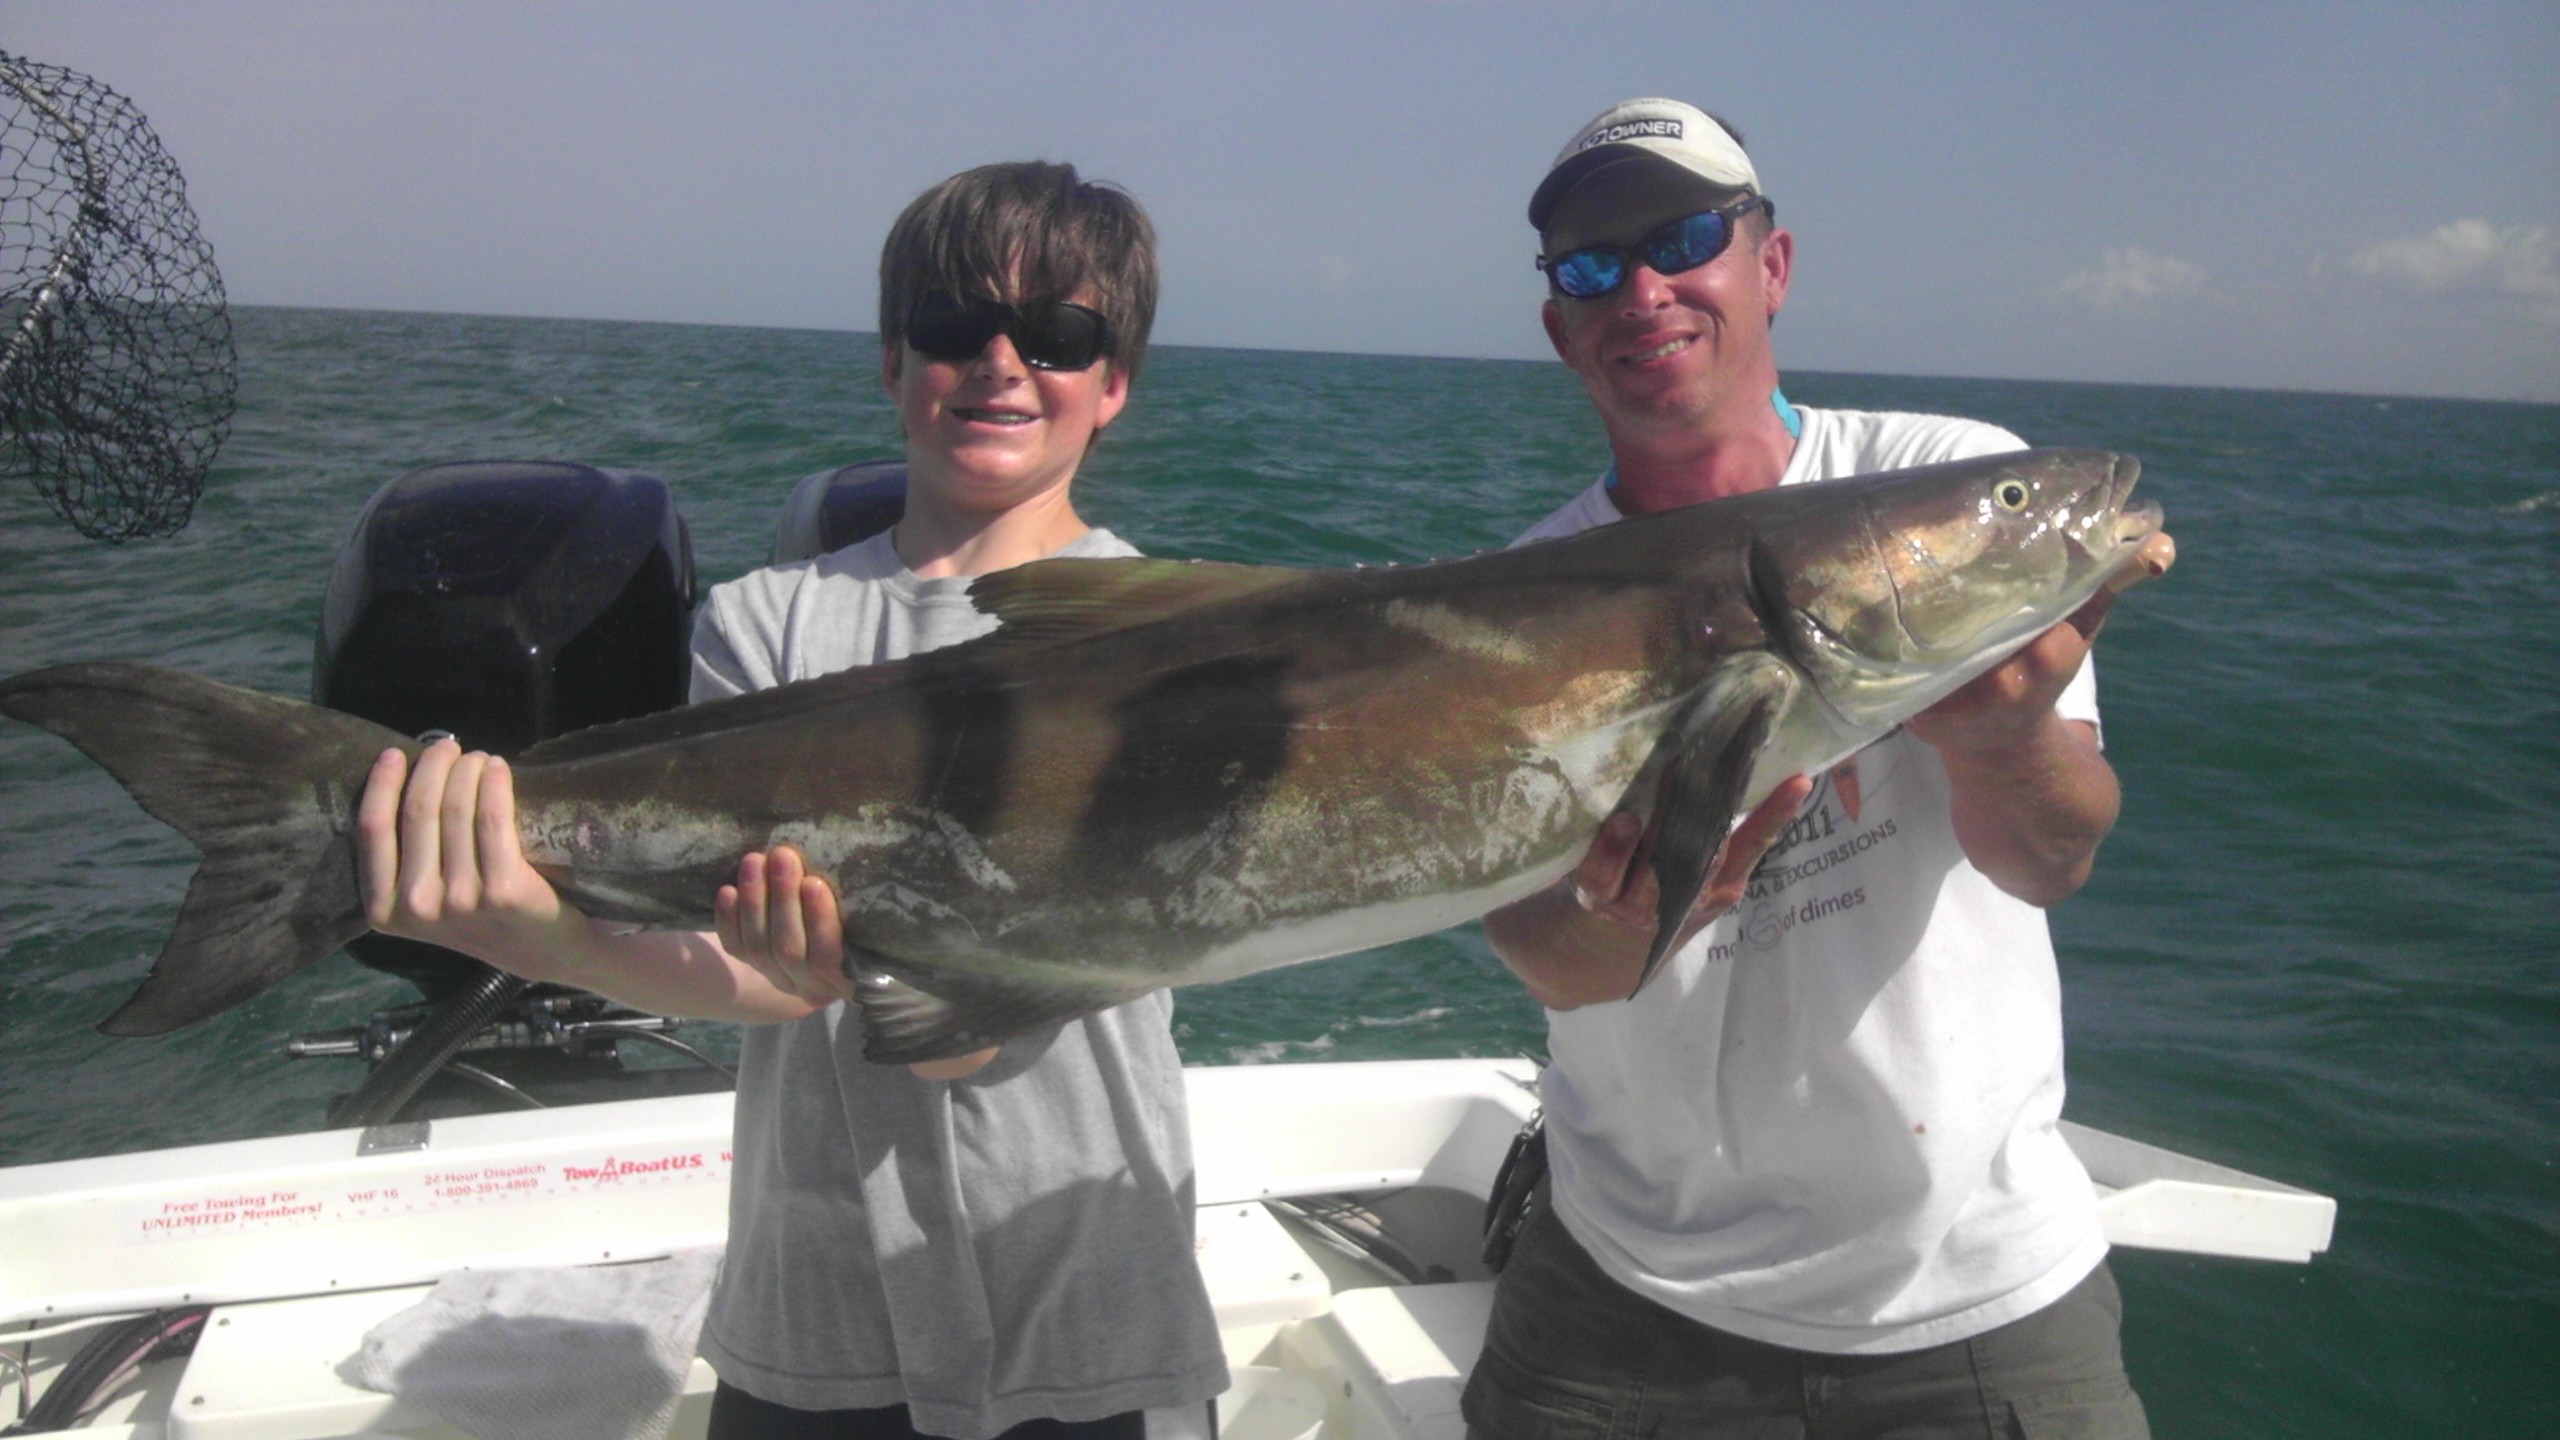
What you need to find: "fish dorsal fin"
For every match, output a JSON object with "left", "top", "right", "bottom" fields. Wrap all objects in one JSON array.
[
  {"left": 520, "top": 558, "right": 1316, "bottom": 768},
  {"left": 518, "top": 662, "right": 916, "bottom": 766},
  {"left": 959, "top": 556, "right": 1318, "bottom": 652}
]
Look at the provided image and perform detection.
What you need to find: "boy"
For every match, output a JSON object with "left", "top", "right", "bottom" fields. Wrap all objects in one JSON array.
[{"left": 357, "top": 161, "right": 1228, "bottom": 1440}]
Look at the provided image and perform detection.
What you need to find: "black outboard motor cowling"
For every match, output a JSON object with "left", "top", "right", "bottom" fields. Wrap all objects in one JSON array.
[{"left": 313, "top": 460, "right": 695, "bottom": 995}]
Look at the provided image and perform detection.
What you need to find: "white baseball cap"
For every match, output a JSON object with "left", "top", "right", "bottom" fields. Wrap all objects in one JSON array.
[{"left": 1528, "top": 98, "right": 1762, "bottom": 233}]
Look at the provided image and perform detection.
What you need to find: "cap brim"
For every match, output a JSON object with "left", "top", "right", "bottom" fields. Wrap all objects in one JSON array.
[{"left": 1531, "top": 149, "right": 1752, "bottom": 234}]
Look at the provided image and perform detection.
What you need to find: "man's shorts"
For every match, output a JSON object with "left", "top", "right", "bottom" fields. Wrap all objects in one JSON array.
[{"left": 1460, "top": 1199, "right": 2150, "bottom": 1439}]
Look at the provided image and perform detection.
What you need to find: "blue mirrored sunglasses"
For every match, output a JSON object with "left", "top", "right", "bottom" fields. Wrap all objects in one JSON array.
[{"left": 1536, "top": 195, "right": 1775, "bottom": 300}]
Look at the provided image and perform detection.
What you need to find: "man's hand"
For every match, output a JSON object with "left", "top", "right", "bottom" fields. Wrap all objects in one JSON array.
[
  {"left": 1570, "top": 775, "right": 1814, "bottom": 941},
  {"left": 1901, "top": 531, "right": 2172, "bottom": 904},
  {"left": 716, "top": 845, "right": 997, "bottom": 1080},
  {"left": 1485, "top": 775, "right": 1813, "bottom": 1011}
]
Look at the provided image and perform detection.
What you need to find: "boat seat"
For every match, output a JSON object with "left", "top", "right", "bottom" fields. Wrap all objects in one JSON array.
[{"left": 1300, "top": 1281, "right": 1493, "bottom": 1440}]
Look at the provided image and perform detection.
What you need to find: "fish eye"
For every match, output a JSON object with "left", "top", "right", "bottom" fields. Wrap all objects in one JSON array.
[{"left": 1992, "top": 479, "right": 2031, "bottom": 511}]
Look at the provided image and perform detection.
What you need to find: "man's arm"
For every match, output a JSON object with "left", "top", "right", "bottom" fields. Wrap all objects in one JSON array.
[
  {"left": 1903, "top": 571, "right": 2156, "bottom": 906},
  {"left": 1484, "top": 777, "right": 1812, "bottom": 1011}
]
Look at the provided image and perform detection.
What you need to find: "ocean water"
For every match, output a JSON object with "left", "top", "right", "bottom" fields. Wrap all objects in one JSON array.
[{"left": 2, "top": 306, "right": 2554, "bottom": 1435}]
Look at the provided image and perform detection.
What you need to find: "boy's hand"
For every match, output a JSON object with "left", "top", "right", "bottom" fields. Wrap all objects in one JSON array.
[
  {"left": 716, "top": 846, "right": 854, "bottom": 1006},
  {"left": 357, "top": 740, "right": 582, "bottom": 967},
  {"left": 716, "top": 847, "right": 998, "bottom": 1079}
]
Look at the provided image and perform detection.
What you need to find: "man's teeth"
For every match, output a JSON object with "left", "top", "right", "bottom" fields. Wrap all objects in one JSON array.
[
  {"left": 1624, "top": 336, "right": 1693, "bottom": 364},
  {"left": 959, "top": 408, "right": 1034, "bottom": 425}
]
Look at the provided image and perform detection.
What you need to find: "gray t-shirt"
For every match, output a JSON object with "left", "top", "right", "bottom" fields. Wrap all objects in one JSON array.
[{"left": 689, "top": 527, "right": 1228, "bottom": 1439}]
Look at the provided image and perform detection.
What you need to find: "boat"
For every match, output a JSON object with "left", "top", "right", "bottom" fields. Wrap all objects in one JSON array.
[{"left": 0, "top": 461, "right": 2336, "bottom": 1438}]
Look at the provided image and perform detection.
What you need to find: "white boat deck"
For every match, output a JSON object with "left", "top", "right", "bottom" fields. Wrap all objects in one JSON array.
[{"left": 0, "top": 1059, "right": 2332, "bottom": 1439}]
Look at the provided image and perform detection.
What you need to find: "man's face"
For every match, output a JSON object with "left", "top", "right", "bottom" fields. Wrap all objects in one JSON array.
[
  {"left": 1539, "top": 174, "right": 1792, "bottom": 447},
  {"left": 882, "top": 286, "right": 1128, "bottom": 516}
]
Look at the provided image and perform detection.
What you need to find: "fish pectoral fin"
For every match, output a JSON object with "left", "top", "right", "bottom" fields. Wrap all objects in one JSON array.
[
  {"left": 1632, "top": 655, "right": 1800, "bottom": 998},
  {"left": 852, "top": 958, "right": 1147, "bottom": 1065}
]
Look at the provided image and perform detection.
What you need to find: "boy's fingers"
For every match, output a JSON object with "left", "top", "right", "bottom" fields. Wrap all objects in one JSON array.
[
  {"left": 767, "top": 847, "right": 809, "bottom": 965},
  {"left": 479, "top": 757, "right": 520, "bottom": 883},
  {"left": 734, "top": 850, "right": 772, "bottom": 957},
  {"left": 442, "top": 751, "right": 488, "bottom": 907},
  {"left": 397, "top": 739, "right": 460, "bottom": 913},
  {"left": 714, "top": 886, "right": 744, "bottom": 959},
  {"left": 800, "top": 874, "right": 850, "bottom": 1001},
  {"left": 358, "top": 748, "right": 409, "bottom": 925}
]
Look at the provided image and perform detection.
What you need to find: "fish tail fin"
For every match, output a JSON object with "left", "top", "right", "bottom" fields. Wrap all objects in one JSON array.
[{"left": 0, "top": 662, "right": 410, "bottom": 1035}]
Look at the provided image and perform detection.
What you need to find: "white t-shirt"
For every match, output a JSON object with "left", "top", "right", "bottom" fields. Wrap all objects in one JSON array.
[{"left": 1526, "top": 407, "right": 2111, "bottom": 1355}]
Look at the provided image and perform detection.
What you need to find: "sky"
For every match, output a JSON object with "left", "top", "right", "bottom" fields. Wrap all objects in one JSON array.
[{"left": 9, "top": 1, "right": 2557, "bottom": 403}]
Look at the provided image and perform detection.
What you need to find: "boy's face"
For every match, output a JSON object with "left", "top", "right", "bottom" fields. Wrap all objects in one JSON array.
[{"left": 882, "top": 286, "right": 1128, "bottom": 515}]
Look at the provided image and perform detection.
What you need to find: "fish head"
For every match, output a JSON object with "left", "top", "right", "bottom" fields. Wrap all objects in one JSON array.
[{"left": 1751, "top": 448, "right": 2161, "bottom": 727}]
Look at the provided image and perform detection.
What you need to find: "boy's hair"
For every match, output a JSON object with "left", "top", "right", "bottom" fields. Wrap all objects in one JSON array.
[{"left": 879, "top": 161, "right": 1160, "bottom": 381}]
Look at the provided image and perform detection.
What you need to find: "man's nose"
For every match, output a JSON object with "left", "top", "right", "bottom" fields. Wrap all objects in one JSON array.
[{"left": 1619, "top": 259, "right": 1677, "bottom": 311}]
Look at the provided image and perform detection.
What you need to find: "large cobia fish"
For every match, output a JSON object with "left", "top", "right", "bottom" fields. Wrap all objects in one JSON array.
[{"left": 1, "top": 449, "right": 2161, "bottom": 1062}]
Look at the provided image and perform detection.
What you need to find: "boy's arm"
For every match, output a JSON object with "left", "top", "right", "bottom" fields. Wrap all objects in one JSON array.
[
  {"left": 358, "top": 741, "right": 821, "bottom": 1025},
  {"left": 361, "top": 741, "right": 1000, "bottom": 1076}
]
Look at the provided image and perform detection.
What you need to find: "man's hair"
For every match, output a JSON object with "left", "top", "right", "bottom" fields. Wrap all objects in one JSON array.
[
  {"left": 878, "top": 161, "right": 1160, "bottom": 381},
  {"left": 1702, "top": 112, "right": 1776, "bottom": 250}
]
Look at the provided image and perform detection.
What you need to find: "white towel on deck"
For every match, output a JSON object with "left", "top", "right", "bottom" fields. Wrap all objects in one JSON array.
[{"left": 338, "top": 1247, "right": 721, "bottom": 1440}]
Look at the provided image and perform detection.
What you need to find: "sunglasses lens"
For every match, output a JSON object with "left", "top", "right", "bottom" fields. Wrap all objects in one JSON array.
[
  {"left": 905, "top": 294, "right": 1108, "bottom": 370},
  {"left": 1012, "top": 303, "right": 1109, "bottom": 371},
  {"left": 1648, "top": 211, "right": 1733, "bottom": 276},
  {"left": 906, "top": 293, "right": 1002, "bottom": 360},
  {"left": 1547, "top": 248, "right": 1625, "bottom": 299}
]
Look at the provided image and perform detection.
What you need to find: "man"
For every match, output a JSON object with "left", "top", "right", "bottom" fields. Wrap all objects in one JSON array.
[{"left": 1462, "top": 99, "right": 2155, "bottom": 1438}]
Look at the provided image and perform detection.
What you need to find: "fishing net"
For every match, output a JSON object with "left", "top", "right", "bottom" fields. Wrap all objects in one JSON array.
[{"left": 1, "top": 50, "right": 235, "bottom": 542}]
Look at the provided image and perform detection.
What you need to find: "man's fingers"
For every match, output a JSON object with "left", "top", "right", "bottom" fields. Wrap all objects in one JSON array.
[
  {"left": 2105, "top": 532, "right": 2177, "bottom": 595},
  {"left": 2061, "top": 586, "right": 2119, "bottom": 645},
  {"left": 1573, "top": 811, "right": 1646, "bottom": 911},
  {"left": 1696, "top": 775, "right": 1812, "bottom": 915},
  {"left": 2073, "top": 532, "right": 2177, "bottom": 642}
]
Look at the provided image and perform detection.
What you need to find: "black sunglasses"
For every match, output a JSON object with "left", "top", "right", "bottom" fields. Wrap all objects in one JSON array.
[
  {"left": 904, "top": 291, "right": 1113, "bottom": 371},
  {"left": 1536, "top": 195, "right": 1775, "bottom": 300}
]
